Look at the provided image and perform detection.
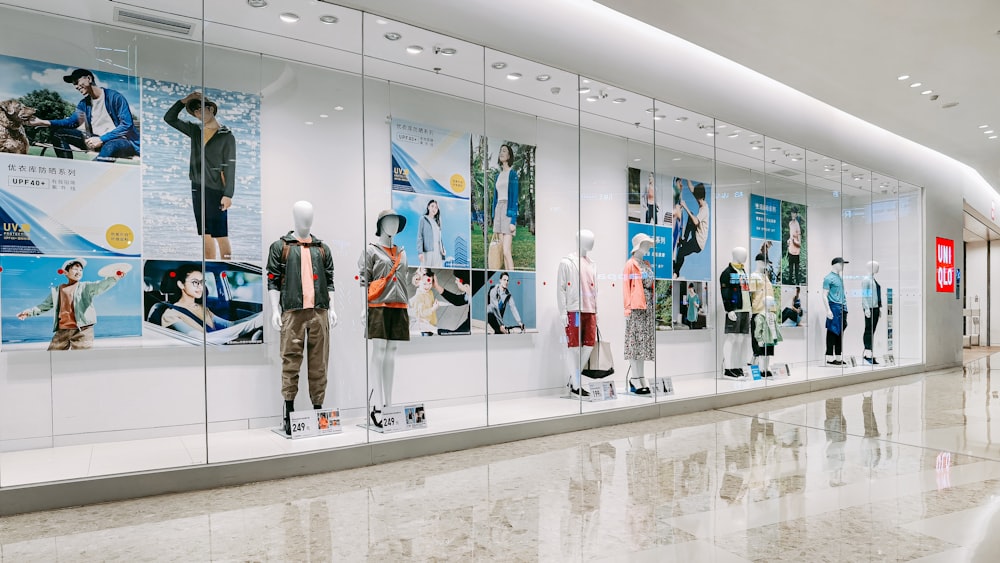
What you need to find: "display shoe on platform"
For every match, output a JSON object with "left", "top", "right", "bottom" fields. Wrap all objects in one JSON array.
[
  {"left": 569, "top": 385, "right": 591, "bottom": 398},
  {"left": 628, "top": 378, "right": 651, "bottom": 395}
]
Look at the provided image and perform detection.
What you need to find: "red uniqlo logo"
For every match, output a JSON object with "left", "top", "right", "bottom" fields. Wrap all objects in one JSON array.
[{"left": 935, "top": 237, "right": 954, "bottom": 292}]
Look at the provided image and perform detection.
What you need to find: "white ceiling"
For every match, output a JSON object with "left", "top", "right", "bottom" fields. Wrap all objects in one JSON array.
[{"left": 597, "top": 0, "right": 1000, "bottom": 191}]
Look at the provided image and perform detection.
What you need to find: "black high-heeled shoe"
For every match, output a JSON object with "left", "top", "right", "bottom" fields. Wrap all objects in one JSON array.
[
  {"left": 628, "top": 379, "right": 651, "bottom": 395},
  {"left": 370, "top": 407, "right": 383, "bottom": 429}
]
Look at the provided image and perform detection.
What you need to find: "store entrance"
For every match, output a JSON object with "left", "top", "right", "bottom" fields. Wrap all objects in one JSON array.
[{"left": 963, "top": 210, "right": 1000, "bottom": 348}]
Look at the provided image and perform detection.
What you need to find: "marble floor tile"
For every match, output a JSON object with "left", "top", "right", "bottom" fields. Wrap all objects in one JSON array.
[{"left": 5, "top": 356, "right": 1000, "bottom": 561}]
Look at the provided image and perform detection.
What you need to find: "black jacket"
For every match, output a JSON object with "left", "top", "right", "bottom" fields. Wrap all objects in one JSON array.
[
  {"left": 164, "top": 100, "right": 237, "bottom": 197},
  {"left": 719, "top": 263, "right": 748, "bottom": 313},
  {"left": 266, "top": 232, "right": 334, "bottom": 310}
]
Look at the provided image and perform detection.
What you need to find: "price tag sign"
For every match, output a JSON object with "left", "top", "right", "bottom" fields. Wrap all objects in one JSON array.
[
  {"left": 660, "top": 377, "right": 674, "bottom": 396},
  {"left": 404, "top": 404, "right": 427, "bottom": 429},
  {"left": 289, "top": 409, "right": 341, "bottom": 439},
  {"left": 379, "top": 405, "right": 407, "bottom": 433},
  {"left": 748, "top": 366, "right": 761, "bottom": 380},
  {"left": 586, "top": 380, "right": 616, "bottom": 401}
]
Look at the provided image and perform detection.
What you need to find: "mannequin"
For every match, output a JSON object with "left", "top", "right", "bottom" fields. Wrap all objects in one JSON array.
[
  {"left": 861, "top": 260, "right": 882, "bottom": 364},
  {"left": 749, "top": 254, "right": 776, "bottom": 377},
  {"left": 266, "top": 201, "right": 338, "bottom": 435},
  {"left": 557, "top": 229, "right": 597, "bottom": 396},
  {"left": 359, "top": 210, "right": 410, "bottom": 428},
  {"left": 622, "top": 233, "right": 655, "bottom": 394},
  {"left": 752, "top": 295, "right": 781, "bottom": 377},
  {"left": 823, "top": 257, "right": 849, "bottom": 365},
  {"left": 719, "top": 247, "right": 751, "bottom": 377}
]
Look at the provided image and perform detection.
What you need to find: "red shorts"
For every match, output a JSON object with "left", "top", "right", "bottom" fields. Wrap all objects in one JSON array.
[{"left": 565, "top": 312, "right": 596, "bottom": 348}]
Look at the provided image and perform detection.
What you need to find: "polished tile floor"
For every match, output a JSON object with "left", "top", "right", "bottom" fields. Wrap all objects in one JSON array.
[{"left": 2, "top": 352, "right": 1000, "bottom": 561}]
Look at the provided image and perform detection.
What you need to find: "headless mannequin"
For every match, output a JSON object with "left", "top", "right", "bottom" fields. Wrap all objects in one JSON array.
[
  {"left": 862, "top": 260, "right": 881, "bottom": 363},
  {"left": 722, "top": 247, "right": 751, "bottom": 376},
  {"left": 626, "top": 239, "right": 654, "bottom": 392},
  {"left": 823, "top": 260, "right": 846, "bottom": 364},
  {"left": 268, "top": 201, "right": 338, "bottom": 433},
  {"left": 558, "top": 229, "right": 596, "bottom": 395},
  {"left": 369, "top": 215, "right": 402, "bottom": 417}
]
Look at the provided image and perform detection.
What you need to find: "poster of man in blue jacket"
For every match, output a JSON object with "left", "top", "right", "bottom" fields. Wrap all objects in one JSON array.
[{"left": 26, "top": 68, "right": 140, "bottom": 162}]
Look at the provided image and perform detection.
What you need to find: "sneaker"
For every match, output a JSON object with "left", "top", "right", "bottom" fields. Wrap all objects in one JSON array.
[
  {"left": 827, "top": 360, "right": 844, "bottom": 366},
  {"left": 570, "top": 386, "right": 591, "bottom": 397},
  {"left": 864, "top": 356, "right": 879, "bottom": 365},
  {"left": 723, "top": 369, "right": 743, "bottom": 378}
]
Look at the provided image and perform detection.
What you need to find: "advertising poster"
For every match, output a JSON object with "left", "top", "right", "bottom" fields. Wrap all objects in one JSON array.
[
  {"left": 672, "top": 281, "right": 710, "bottom": 330},
  {"left": 401, "top": 266, "right": 471, "bottom": 336},
  {"left": 391, "top": 118, "right": 471, "bottom": 268},
  {"left": 654, "top": 280, "right": 673, "bottom": 330},
  {"left": 780, "top": 201, "right": 807, "bottom": 286},
  {"left": 626, "top": 221, "right": 671, "bottom": 280},
  {"left": 470, "top": 270, "right": 537, "bottom": 334},
  {"left": 626, "top": 167, "right": 672, "bottom": 226},
  {"left": 141, "top": 79, "right": 262, "bottom": 262},
  {"left": 779, "top": 285, "right": 806, "bottom": 327},
  {"left": 750, "top": 194, "right": 781, "bottom": 283},
  {"left": 1, "top": 255, "right": 142, "bottom": 349},
  {"left": 0, "top": 154, "right": 141, "bottom": 256},
  {"left": 0, "top": 55, "right": 140, "bottom": 164},
  {"left": 473, "top": 135, "right": 536, "bottom": 271},
  {"left": 141, "top": 260, "right": 264, "bottom": 346},
  {"left": 671, "top": 177, "right": 712, "bottom": 281}
]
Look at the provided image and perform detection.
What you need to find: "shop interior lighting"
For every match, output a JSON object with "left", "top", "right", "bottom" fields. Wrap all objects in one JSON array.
[
  {"left": 645, "top": 107, "right": 657, "bottom": 113},
  {"left": 674, "top": 116, "right": 687, "bottom": 122},
  {"left": 375, "top": 19, "right": 387, "bottom": 24},
  {"left": 586, "top": 95, "right": 599, "bottom": 102},
  {"left": 612, "top": 97, "right": 626, "bottom": 103},
  {"left": 435, "top": 47, "right": 457, "bottom": 56},
  {"left": 578, "top": 87, "right": 590, "bottom": 94},
  {"left": 247, "top": 0, "right": 267, "bottom": 7},
  {"left": 334, "top": 106, "right": 344, "bottom": 111},
  {"left": 319, "top": 114, "right": 328, "bottom": 118},
  {"left": 536, "top": 74, "right": 551, "bottom": 81},
  {"left": 909, "top": 82, "right": 922, "bottom": 88},
  {"left": 384, "top": 32, "right": 401, "bottom": 41},
  {"left": 279, "top": 12, "right": 299, "bottom": 23},
  {"left": 979, "top": 124, "right": 990, "bottom": 128},
  {"left": 506, "top": 73, "right": 522, "bottom": 80},
  {"left": 406, "top": 45, "right": 423, "bottom": 54},
  {"left": 653, "top": 115, "right": 665, "bottom": 121},
  {"left": 921, "top": 90, "right": 932, "bottom": 95},
  {"left": 319, "top": 15, "right": 338, "bottom": 24},
  {"left": 990, "top": 136, "right": 998, "bottom": 140},
  {"left": 897, "top": 74, "right": 910, "bottom": 80},
  {"left": 984, "top": 130, "right": 994, "bottom": 135},
  {"left": 491, "top": 62, "right": 506, "bottom": 69}
]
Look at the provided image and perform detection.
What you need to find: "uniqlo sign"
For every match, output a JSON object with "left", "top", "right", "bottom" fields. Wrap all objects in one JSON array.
[{"left": 935, "top": 237, "right": 955, "bottom": 292}]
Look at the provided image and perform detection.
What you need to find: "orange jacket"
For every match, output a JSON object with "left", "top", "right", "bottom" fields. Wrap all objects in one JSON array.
[{"left": 622, "top": 258, "right": 648, "bottom": 316}]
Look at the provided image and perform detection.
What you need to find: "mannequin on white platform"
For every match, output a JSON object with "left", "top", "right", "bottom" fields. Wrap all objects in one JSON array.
[
  {"left": 359, "top": 210, "right": 410, "bottom": 428},
  {"left": 266, "top": 201, "right": 337, "bottom": 434},
  {"left": 861, "top": 260, "right": 882, "bottom": 365},
  {"left": 719, "top": 247, "right": 751, "bottom": 377},
  {"left": 622, "top": 233, "right": 655, "bottom": 395},
  {"left": 558, "top": 229, "right": 597, "bottom": 397}
]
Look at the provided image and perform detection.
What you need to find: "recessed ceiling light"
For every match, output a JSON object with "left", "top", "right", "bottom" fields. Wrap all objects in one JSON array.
[
  {"left": 612, "top": 97, "right": 626, "bottom": 103},
  {"left": 376, "top": 19, "right": 387, "bottom": 24},
  {"left": 653, "top": 115, "right": 665, "bottom": 121},
  {"left": 406, "top": 45, "right": 423, "bottom": 54},
  {"left": 672, "top": 157, "right": 682, "bottom": 161},
  {"left": 506, "top": 73, "right": 522, "bottom": 80},
  {"left": 279, "top": 12, "right": 299, "bottom": 23},
  {"left": 909, "top": 82, "right": 922, "bottom": 88},
  {"left": 247, "top": 0, "right": 267, "bottom": 7},
  {"left": 979, "top": 125, "right": 990, "bottom": 129},
  {"left": 706, "top": 132, "right": 714, "bottom": 137},
  {"left": 985, "top": 130, "right": 995, "bottom": 134},
  {"left": 586, "top": 95, "right": 598, "bottom": 102},
  {"left": 921, "top": 90, "right": 932, "bottom": 95},
  {"left": 942, "top": 102, "right": 959, "bottom": 109},
  {"left": 536, "top": 74, "right": 551, "bottom": 81},
  {"left": 319, "top": 114, "right": 328, "bottom": 118},
  {"left": 319, "top": 15, "right": 338, "bottom": 24},
  {"left": 769, "top": 147, "right": 781, "bottom": 151},
  {"left": 990, "top": 136, "right": 998, "bottom": 139},
  {"left": 491, "top": 62, "right": 507, "bottom": 69},
  {"left": 645, "top": 107, "right": 658, "bottom": 113},
  {"left": 334, "top": 106, "right": 343, "bottom": 111},
  {"left": 675, "top": 116, "right": 688, "bottom": 122},
  {"left": 582, "top": 79, "right": 590, "bottom": 84},
  {"left": 750, "top": 146, "right": 761, "bottom": 150},
  {"left": 727, "top": 133, "right": 739, "bottom": 138},
  {"left": 384, "top": 32, "right": 401, "bottom": 41},
  {"left": 633, "top": 158, "right": 641, "bottom": 162},
  {"left": 436, "top": 47, "right": 457, "bottom": 56},
  {"left": 717, "top": 124, "right": 727, "bottom": 129},
  {"left": 897, "top": 74, "right": 910, "bottom": 80},
  {"left": 305, "top": 121, "right": 313, "bottom": 125},
  {"left": 578, "top": 87, "right": 590, "bottom": 94}
]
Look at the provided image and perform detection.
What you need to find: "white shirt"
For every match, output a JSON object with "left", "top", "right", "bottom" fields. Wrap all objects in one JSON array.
[
  {"left": 90, "top": 91, "right": 115, "bottom": 136},
  {"left": 495, "top": 169, "right": 509, "bottom": 201}
]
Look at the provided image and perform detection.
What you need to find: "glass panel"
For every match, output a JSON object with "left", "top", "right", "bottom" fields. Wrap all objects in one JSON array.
[
  {"left": 483, "top": 51, "right": 579, "bottom": 423},
  {"left": 871, "top": 175, "right": 899, "bottom": 369},
  {"left": 203, "top": 2, "right": 367, "bottom": 460},
  {"left": 898, "top": 182, "right": 923, "bottom": 366},
  {"left": 362, "top": 15, "right": 487, "bottom": 437},
  {"left": 840, "top": 164, "right": 873, "bottom": 373},
  {"left": 0, "top": 4, "right": 207, "bottom": 485},
  {"left": 803, "top": 152, "right": 843, "bottom": 378},
  {"left": 578, "top": 78, "right": 653, "bottom": 411},
  {"left": 657, "top": 106, "right": 718, "bottom": 398},
  {"left": 759, "top": 138, "right": 806, "bottom": 386}
]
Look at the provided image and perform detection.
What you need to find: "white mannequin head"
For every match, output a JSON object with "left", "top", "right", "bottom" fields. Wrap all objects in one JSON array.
[
  {"left": 578, "top": 229, "right": 595, "bottom": 256},
  {"left": 732, "top": 246, "right": 748, "bottom": 265},
  {"left": 765, "top": 295, "right": 775, "bottom": 310},
  {"left": 867, "top": 260, "right": 880, "bottom": 275},
  {"left": 292, "top": 200, "right": 314, "bottom": 237}
]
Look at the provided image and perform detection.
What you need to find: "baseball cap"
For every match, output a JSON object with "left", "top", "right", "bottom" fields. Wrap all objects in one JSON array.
[{"left": 831, "top": 257, "right": 849, "bottom": 265}]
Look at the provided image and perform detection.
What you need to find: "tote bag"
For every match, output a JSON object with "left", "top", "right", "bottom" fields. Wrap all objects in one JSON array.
[
  {"left": 488, "top": 233, "right": 504, "bottom": 269},
  {"left": 581, "top": 329, "right": 614, "bottom": 379}
]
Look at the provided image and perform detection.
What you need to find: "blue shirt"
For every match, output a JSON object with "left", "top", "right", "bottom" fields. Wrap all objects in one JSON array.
[{"left": 823, "top": 272, "right": 846, "bottom": 305}]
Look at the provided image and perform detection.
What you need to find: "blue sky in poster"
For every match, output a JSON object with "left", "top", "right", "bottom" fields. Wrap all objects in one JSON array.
[
  {"left": 750, "top": 194, "right": 781, "bottom": 240},
  {"left": 0, "top": 54, "right": 139, "bottom": 115},
  {"left": 391, "top": 118, "right": 471, "bottom": 199},
  {"left": 471, "top": 270, "right": 537, "bottom": 329},
  {"left": 673, "top": 179, "right": 712, "bottom": 281}
]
